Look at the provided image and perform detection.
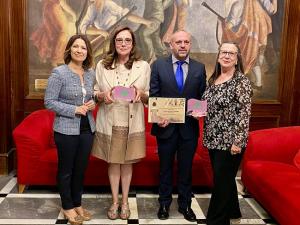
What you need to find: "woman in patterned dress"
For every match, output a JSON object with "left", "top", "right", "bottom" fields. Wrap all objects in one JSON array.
[{"left": 203, "top": 42, "right": 252, "bottom": 225}]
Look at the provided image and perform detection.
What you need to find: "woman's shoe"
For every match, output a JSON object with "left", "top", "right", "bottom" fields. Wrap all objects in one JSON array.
[
  {"left": 107, "top": 202, "right": 119, "bottom": 220},
  {"left": 75, "top": 207, "right": 92, "bottom": 221},
  {"left": 63, "top": 210, "right": 83, "bottom": 225},
  {"left": 120, "top": 202, "right": 131, "bottom": 220}
]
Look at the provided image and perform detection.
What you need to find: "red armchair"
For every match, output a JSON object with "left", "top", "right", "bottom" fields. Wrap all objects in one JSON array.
[
  {"left": 13, "top": 109, "right": 213, "bottom": 193},
  {"left": 242, "top": 126, "right": 300, "bottom": 225}
]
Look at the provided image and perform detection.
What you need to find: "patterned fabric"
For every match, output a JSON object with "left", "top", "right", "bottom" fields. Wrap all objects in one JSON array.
[
  {"left": 44, "top": 65, "right": 96, "bottom": 135},
  {"left": 203, "top": 71, "right": 252, "bottom": 150}
]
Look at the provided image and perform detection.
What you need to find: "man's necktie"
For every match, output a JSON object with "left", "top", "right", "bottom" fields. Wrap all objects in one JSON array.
[{"left": 175, "top": 61, "right": 185, "bottom": 93}]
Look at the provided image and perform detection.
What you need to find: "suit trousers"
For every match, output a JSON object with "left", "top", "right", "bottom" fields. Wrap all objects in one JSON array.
[
  {"left": 157, "top": 126, "right": 198, "bottom": 209},
  {"left": 206, "top": 148, "right": 244, "bottom": 225},
  {"left": 54, "top": 130, "right": 94, "bottom": 210}
]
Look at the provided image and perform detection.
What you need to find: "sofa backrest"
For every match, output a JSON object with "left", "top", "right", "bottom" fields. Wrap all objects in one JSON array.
[
  {"left": 244, "top": 126, "right": 300, "bottom": 164},
  {"left": 14, "top": 107, "right": 206, "bottom": 155}
]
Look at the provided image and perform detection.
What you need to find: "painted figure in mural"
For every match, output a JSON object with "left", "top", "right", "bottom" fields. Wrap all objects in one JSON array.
[
  {"left": 138, "top": 0, "right": 172, "bottom": 63},
  {"left": 221, "top": 0, "right": 278, "bottom": 89},
  {"left": 80, "top": 0, "right": 153, "bottom": 57},
  {"left": 162, "top": 0, "right": 191, "bottom": 44},
  {"left": 31, "top": 0, "right": 76, "bottom": 67},
  {"left": 265, "top": 0, "right": 284, "bottom": 73}
]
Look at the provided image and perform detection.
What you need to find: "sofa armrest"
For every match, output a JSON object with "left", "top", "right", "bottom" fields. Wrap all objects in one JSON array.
[
  {"left": 13, "top": 110, "right": 55, "bottom": 184},
  {"left": 243, "top": 126, "right": 300, "bottom": 165},
  {"left": 13, "top": 109, "right": 55, "bottom": 158}
]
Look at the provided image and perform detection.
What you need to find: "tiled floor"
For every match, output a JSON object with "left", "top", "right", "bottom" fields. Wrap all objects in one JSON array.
[{"left": 0, "top": 174, "right": 278, "bottom": 225}]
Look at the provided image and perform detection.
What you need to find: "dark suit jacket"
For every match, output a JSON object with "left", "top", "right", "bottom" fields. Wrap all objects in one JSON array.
[{"left": 150, "top": 55, "right": 206, "bottom": 139}]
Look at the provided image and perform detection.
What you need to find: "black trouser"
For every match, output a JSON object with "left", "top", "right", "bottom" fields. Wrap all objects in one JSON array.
[
  {"left": 157, "top": 129, "right": 197, "bottom": 209},
  {"left": 206, "top": 148, "right": 244, "bottom": 225},
  {"left": 54, "top": 130, "right": 94, "bottom": 210}
]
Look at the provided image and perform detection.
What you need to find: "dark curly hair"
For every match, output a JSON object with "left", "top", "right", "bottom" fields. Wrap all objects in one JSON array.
[
  {"left": 102, "top": 26, "right": 141, "bottom": 70},
  {"left": 64, "top": 34, "right": 94, "bottom": 70},
  {"left": 208, "top": 42, "right": 244, "bottom": 85}
]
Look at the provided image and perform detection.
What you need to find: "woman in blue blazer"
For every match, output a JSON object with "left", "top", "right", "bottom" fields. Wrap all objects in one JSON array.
[{"left": 44, "top": 34, "right": 95, "bottom": 225}]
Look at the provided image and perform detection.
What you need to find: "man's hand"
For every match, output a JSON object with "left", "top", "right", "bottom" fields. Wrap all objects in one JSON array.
[
  {"left": 157, "top": 119, "right": 169, "bottom": 128},
  {"left": 191, "top": 112, "right": 207, "bottom": 120}
]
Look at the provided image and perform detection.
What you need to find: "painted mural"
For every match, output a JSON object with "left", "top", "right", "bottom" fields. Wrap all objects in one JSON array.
[{"left": 28, "top": 0, "right": 282, "bottom": 100}]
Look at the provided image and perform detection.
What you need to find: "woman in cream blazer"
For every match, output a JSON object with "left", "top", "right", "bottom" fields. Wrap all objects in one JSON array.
[{"left": 92, "top": 27, "right": 150, "bottom": 220}]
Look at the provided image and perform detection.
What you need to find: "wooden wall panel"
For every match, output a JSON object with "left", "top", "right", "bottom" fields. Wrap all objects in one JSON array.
[
  {"left": 0, "top": 0, "right": 14, "bottom": 174},
  {"left": 0, "top": 0, "right": 300, "bottom": 174},
  {"left": 290, "top": 4, "right": 300, "bottom": 125},
  {"left": 279, "top": 0, "right": 300, "bottom": 126},
  {"left": 10, "top": 0, "right": 27, "bottom": 127}
]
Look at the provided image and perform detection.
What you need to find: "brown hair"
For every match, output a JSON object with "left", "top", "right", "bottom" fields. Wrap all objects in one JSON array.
[
  {"left": 102, "top": 26, "right": 141, "bottom": 70},
  {"left": 208, "top": 42, "right": 245, "bottom": 85},
  {"left": 64, "top": 34, "right": 94, "bottom": 70}
]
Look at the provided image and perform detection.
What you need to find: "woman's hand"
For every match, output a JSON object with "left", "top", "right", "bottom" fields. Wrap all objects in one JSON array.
[
  {"left": 75, "top": 105, "right": 89, "bottom": 116},
  {"left": 132, "top": 85, "right": 148, "bottom": 103},
  {"left": 94, "top": 89, "right": 114, "bottom": 104},
  {"left": 103, "top": 88, "right": 114, "bottom": 104},
  {"left": 230, "top": 144, "right": 241, "bottom": 155},
  {"left": 94, "top": 91, "right": 104, "bottom": 102},
  {"left": 84, "top": 100, "right": 95, "bottom": 111}
]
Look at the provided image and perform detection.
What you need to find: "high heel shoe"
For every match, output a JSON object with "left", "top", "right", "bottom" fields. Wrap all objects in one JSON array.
[
  {"left": 63, "top": 210, "right": 83, "bottom": 225},
  {"left": 107, "top": 202, "right": 119, "bottom": 220},
  {"left": 75, "top": 207, "right": 92, "bottom": 221},
  {"left": 120, "top": 202, "right": 131, "bottom": 220}
]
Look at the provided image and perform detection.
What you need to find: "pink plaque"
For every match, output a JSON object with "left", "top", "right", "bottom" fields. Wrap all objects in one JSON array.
[
  {"left": 113, "top": 86, "right": 136, "bottom": 102},
  {"left": 187, "top": 99, "right": 207, "bottom": 116}
]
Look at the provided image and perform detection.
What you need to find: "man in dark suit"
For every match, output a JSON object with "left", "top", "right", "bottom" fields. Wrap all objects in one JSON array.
[{"left": 150, "top": 30, "right": 206, "bottom": 222}]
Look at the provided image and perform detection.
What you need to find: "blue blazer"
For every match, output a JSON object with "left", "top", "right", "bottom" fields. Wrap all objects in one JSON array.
[
  {"left": 150, "top": 55, "right": 206, "bottom": 139},
  {"left": 44, "top": 64, "right": 96, "bottom": 135}
]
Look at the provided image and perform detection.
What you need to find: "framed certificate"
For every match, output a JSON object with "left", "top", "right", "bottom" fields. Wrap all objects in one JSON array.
[{"left": 148, "top": 97, "right": 186, "bottom": 123}]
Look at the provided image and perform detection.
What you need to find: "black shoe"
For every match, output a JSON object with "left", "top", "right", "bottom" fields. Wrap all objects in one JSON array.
[
  {"left": 178, "top": 207, "right": 196, "bottom": 222},
  {"left": 157, "top": 205, "right": 169, "bottom": 220}
]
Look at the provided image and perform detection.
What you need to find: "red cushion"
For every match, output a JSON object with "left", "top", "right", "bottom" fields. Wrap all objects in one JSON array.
[
  {"left": 40, "top": 148, "right": 58, "bottom": 163},
  {"left": 294, "top": 149, "right": 300, "bottom": 169},
  {"left": 242, "top": 161, "right": 300, "bottom": 225}
]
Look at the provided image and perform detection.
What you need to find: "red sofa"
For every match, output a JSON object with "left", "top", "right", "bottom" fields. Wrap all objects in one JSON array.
[
  {"left": 242, "top": 126, "right": 300, "bottom": 225},
  {"left": 13, "top": 109, "right": 212, "bottom": 193}
]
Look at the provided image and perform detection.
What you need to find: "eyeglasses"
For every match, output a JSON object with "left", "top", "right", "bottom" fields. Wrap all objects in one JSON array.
[
  {"left": 219, "top": 50, "right": 237, "bottom": 58},
  {"left": 115, "top": 38, "right": 133, "bottom": 45}
]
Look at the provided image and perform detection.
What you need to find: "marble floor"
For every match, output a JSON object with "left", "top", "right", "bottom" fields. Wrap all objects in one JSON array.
[{"left": 0, "top": 174, "right": 278, "bottom": 225}]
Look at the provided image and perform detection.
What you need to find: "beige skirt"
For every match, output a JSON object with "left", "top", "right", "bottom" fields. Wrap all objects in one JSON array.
[{"left": 92, "top": 126, "right": 145, "bottom": 164}]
